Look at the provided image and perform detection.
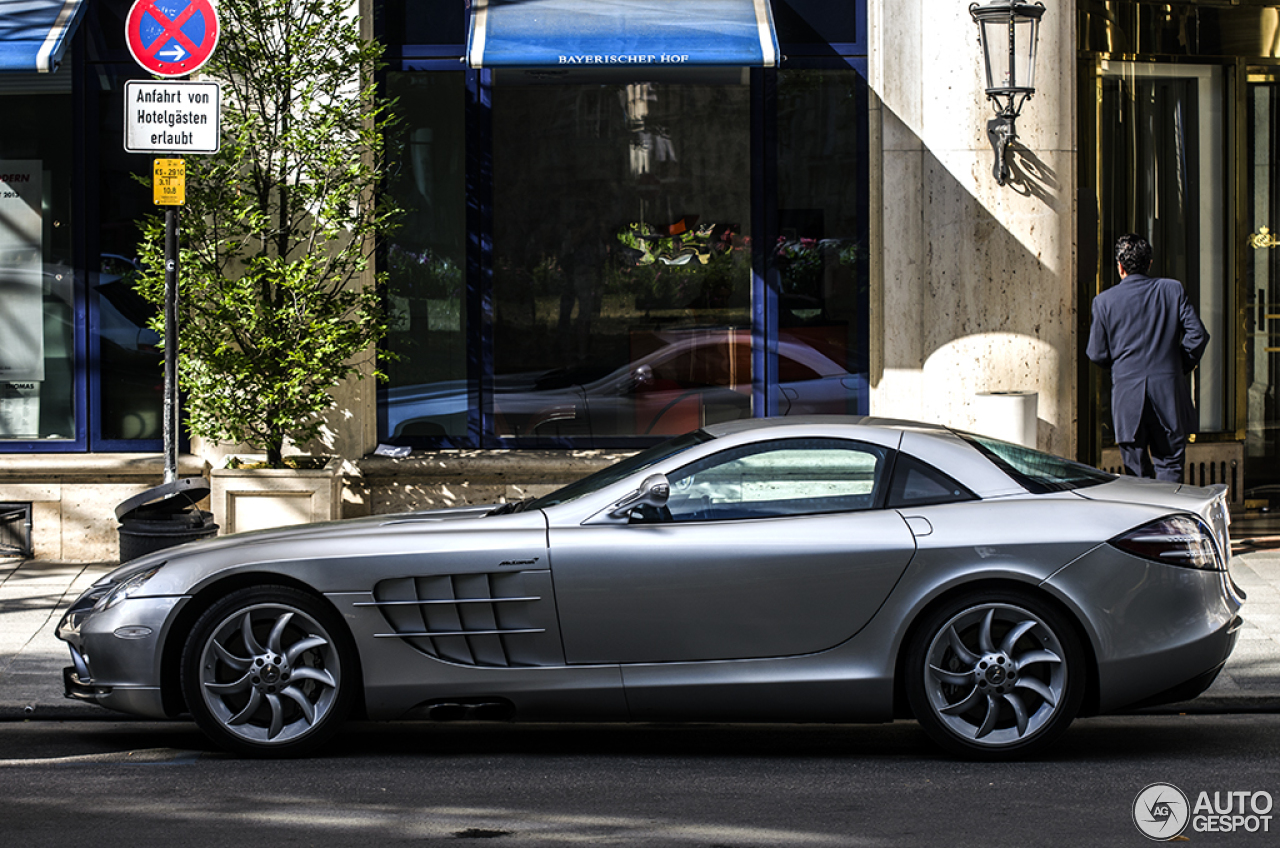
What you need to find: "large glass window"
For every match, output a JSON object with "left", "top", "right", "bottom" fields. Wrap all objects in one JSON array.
[
  {"left": 0, "top": 70, "right": 76, "bottom": 443},
  {"left": 380, "top": 72, "right": 468, "bottom": 440},
  {"left": 489, "top": 69, "right": 754, "bottom": 440},
  {"left": 94, "top": 61, "right": 170, "bottom": 445},
  {"left": 775, "top": 68, "right": 869, "bottom": 415},
  {"left": 1245, "top": 72, "right": 1280, "bottom": 491},
  {"left": 377, "top": 32, "right": 869, "bottom": 448}
]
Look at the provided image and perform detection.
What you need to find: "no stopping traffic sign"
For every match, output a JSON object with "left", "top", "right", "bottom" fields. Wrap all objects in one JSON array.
[{"left": 126, "top": 0, "right": 221, "bottom": 78}]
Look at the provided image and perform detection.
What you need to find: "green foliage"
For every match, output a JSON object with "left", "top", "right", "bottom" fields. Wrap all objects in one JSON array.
[
  {"left": 616, "top": 222, "right": 749, "bottom": 311},
  {"left": 134, "top": 0, "right": 400, "bottom": 466}
]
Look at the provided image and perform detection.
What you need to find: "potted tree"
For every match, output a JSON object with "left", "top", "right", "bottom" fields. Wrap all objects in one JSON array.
[{"left": 134, "top": 0, "right": 400, "bottom": 533}]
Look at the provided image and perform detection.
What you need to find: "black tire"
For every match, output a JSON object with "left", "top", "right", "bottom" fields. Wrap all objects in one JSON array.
[
  {"left": 905, "top": 589, "right": 1085, "bottom": 760},
  {"left": 180, "top": 585, "right": 356, "bottom": 757}
]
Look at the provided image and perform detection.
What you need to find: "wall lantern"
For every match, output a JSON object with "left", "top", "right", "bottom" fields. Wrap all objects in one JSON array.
[{"left": 969, "top": 1, "right": 1046, "bottom": 185}]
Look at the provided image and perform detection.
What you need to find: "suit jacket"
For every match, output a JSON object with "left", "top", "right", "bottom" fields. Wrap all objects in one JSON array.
[{"left": 1086, "top": 273, "right": 1209, "bottom": 443}]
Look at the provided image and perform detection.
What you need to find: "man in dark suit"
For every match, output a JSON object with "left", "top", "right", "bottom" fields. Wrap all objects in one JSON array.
[{"left": 1087, "top": 234, "right": 1209, "bottom": 482}]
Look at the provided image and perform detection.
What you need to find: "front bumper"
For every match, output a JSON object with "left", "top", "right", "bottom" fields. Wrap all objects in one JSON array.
[
  {"left": 56, "top": 592, "right": 186, "bottom": 720},
  {"left": 62, "top": 665, "right": 168, "bottom": 717}
]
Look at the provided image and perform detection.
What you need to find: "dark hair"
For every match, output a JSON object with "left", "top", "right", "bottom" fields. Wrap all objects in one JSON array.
[{"left": 1115, "top": 233, "right": 1152, "bottom": 275}]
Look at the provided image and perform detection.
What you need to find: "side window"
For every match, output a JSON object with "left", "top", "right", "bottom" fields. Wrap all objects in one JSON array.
[
  {"left": 777, "top": 354, "right": 821, "bottom": 383},
  {"left": 887, "top": 455, "right": 976, "bottom": 508},
  {"left": 665, "top": 438, "right": 887, "bottom": 522}
]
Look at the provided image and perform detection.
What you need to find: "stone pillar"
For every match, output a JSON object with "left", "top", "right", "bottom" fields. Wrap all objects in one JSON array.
[{"left": 868, "top": 0, "right": 1077, "bottom": 457}]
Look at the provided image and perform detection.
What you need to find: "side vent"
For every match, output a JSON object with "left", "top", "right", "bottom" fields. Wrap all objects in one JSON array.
[{"left": 359, "top": 571, "right": 563, "bottom": 667}]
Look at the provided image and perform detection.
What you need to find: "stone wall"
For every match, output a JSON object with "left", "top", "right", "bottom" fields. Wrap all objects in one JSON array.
[
  {"left": 0, "top": 455, "right": 209, "bottom": 562},
  {"left": 868, "top": 1, "right": 1078, "bottom": 456}
]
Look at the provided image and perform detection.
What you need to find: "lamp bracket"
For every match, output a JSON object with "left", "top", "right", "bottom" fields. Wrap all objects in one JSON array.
[{"left": 987, "top": 114, "right": 1016, "bottom": 186}]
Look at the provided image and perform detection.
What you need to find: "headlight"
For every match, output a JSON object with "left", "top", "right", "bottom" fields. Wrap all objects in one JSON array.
[
  {"left": 1110, "top": 515, "right": 1223, "bottom": 571},
  {"left": 93, "top": 566, "right": 163, "bottom": 612}
]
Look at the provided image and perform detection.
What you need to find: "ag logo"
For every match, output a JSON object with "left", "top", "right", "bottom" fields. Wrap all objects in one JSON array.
[{"left": 1134, "top": 782, "right": 1190, "bottom": 840}]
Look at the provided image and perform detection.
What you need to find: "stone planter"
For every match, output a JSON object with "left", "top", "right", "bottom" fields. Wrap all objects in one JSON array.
[{"left": 210, "top": 456, "right": 343, "bottom": 535}]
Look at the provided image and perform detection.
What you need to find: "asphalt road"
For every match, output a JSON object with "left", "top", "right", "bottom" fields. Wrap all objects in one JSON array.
[{"left": 2, "top": 715, "right": 1279, "bottom": 846}]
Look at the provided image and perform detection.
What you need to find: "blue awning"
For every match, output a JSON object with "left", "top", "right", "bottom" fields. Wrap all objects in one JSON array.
[
  {"left": 468, "top": 0, "right": 779, "bottom": 69},
  {"left": 0, "top": 0, "right": 85, "bottom": 73}
]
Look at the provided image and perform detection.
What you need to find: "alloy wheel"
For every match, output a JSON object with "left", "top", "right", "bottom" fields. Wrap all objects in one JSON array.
[
  {"left": 185, "top": 589, "right": 350, "bottom": 754},
  {"left": 911, "top": 596, "right": 1080, "bottom": 757}
]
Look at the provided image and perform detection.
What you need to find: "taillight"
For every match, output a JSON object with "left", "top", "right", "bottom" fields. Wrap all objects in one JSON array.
[{"left": 1110, "top": 515, "right": 1223, "bottom": 571}]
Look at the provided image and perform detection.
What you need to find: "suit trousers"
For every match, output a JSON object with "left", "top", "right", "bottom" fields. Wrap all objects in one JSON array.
[{"left": 1118, "top": 396, "right": 1185, "bottom": 483}]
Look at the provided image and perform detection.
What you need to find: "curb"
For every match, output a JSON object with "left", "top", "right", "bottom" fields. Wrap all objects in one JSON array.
[
  {"left": 1129, "top": 696, "right": 1280, "bottom": 715},
  {"left": 0, "top": 703, "right": 149, "bottom": 722}
]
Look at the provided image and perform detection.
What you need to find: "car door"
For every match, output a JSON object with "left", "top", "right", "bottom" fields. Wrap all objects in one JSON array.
[{"left": 548, "top": 437, "right": 919, "bottom": 664}]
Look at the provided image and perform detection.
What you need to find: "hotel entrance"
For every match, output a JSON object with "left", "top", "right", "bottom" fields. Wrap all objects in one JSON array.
[
  {"left": 1078, "top": 1, "right": 1280, "bottom": 503},
  {"left": 1245, "top": 69, "right": 1280, "bottom": 498}
]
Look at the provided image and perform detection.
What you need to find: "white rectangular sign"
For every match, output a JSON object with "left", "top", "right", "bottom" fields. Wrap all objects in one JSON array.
[
  {"left": 0, "top": 160, "right": 44, "bottom": 384},
  {"left": 124, "top": 80, "right": 221, "bottom": 154}
]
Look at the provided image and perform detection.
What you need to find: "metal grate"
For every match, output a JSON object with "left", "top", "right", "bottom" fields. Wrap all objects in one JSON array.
[
  {"left": 0, "top": 503, "right": 33, "bottom": 558},
  {"left": 1099, "top": 442, "right": 1244, "bottom": 506},
  {"left": 360, "top": 571, "right": 564, "bottom": 668}
]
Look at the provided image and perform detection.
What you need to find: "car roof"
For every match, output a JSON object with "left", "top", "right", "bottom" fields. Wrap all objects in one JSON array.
[
  {"left": 700, "top": 416, "right": 1028, "bottom": 498},
  {"left": 702, "top": 415, "right": 953, "bottom": 438}
]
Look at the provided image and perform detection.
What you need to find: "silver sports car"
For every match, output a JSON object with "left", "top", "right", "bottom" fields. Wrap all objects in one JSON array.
[{"left": 57, "top": 417, "right": 1243, "bottom": 759}]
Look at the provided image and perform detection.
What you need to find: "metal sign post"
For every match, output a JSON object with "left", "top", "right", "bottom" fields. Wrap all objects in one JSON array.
[
  {"left": 153, "top": 157, "right": 185, "bottom": 483},
  {"left": 122, "top": 0, "right": 221, "bottom": 496},
  {"left": 163, "top": 206, "right": 180, "bottom": 483}
]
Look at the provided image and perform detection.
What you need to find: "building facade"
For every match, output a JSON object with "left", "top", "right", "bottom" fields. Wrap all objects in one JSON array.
[{"left": 0, "top": 0, "right": 1274, "bottom": 559}]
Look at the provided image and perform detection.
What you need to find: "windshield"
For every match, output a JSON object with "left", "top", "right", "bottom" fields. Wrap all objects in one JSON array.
[
  {"left": 527, "top": 430, "right": 715, "bottom": 510},
  {"left": 960, "top": 432, "right": 1115, "bottom": 494}
]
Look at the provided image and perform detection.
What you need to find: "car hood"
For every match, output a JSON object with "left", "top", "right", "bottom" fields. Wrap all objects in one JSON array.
[
  {"left": 109, "top": 503, "right": 540, "bottom": 595},
  {"left": 1073, "top": 477, "right": 1231, "bottom": 560}
]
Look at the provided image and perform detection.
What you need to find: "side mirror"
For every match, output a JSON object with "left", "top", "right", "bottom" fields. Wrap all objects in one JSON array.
[
  {"left": 609, "top": 473, "right": 670, "bottom": 518},
  {"left": 628, "top": 364, "right": 654, "bottom": 393}
]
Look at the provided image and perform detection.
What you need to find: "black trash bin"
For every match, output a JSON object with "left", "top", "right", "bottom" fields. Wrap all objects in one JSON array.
[{"left": 116, "top": 478, "right": 219, "bottom": 563}]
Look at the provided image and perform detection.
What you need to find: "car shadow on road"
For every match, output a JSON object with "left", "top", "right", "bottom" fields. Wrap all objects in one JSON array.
[{"left": 30, "top": 713, "right": 1272, "bottom": 765}]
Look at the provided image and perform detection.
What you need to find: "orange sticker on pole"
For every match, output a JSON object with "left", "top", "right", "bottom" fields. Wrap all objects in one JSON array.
[{"left": 154, "top": 158, "right": 185, "bottom": 205}]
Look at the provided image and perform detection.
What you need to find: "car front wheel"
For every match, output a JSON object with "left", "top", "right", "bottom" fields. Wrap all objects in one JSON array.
[
  {"left": 905, "top": 591, "right": 1084, "bottom": 760},
  {"left": 181, "top": 586, "right": 355, "bottom": 757}
]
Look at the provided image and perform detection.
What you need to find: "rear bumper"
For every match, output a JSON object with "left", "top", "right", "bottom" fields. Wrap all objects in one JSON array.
[
  {"left": 1119, "top": 644, "right": 1237, "bottom": 711},
  {"left": 1044, "top": 548, "right": 1243, "bottom": 714}
]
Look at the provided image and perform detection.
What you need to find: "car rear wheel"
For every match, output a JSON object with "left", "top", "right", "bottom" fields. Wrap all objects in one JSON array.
[
  {"left": 181, "top": 586, "right": 355, "bottom": 757},
  {"left": 905, "top": 590, "right": 1084, "bottom": 760}
]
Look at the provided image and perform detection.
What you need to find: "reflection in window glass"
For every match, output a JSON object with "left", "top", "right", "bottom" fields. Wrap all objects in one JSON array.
[
  {"left": 380, "top": 72, "right": 468, "bottom": 439},
  {"left": 776, "top": 69, "right": 869, "bottom": 416},
  {"left": 96, "top": 256, "right": 162, "bottom": 440},
  {"left": 0, "top": 71, "right": 75, "bottom": 441},
  {"left": 666, "top": 438, "right": 886, "bottom": 521},
  {"left": 97, "top": 63, "right": 167, "bottom": 442},
  {"left": 490, "top": 70, "right": 752, "bottom": 440},
  {"left": 1245, "top": 76, "right": 1280, "bottom": 491},
  {"left": 774, "top": 0, "right": 860, "bottom": 46},
  {"left": 529, "top": 428, "right": 714, "bottom": 510}
]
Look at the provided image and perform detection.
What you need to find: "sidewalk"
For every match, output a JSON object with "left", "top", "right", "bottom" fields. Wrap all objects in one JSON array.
[
  {"left": 2, "top": 538, "right": 1279, "bottom": 722},
  {"left": 0, "top": 558, "right": 112, "bottom": 719}
]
